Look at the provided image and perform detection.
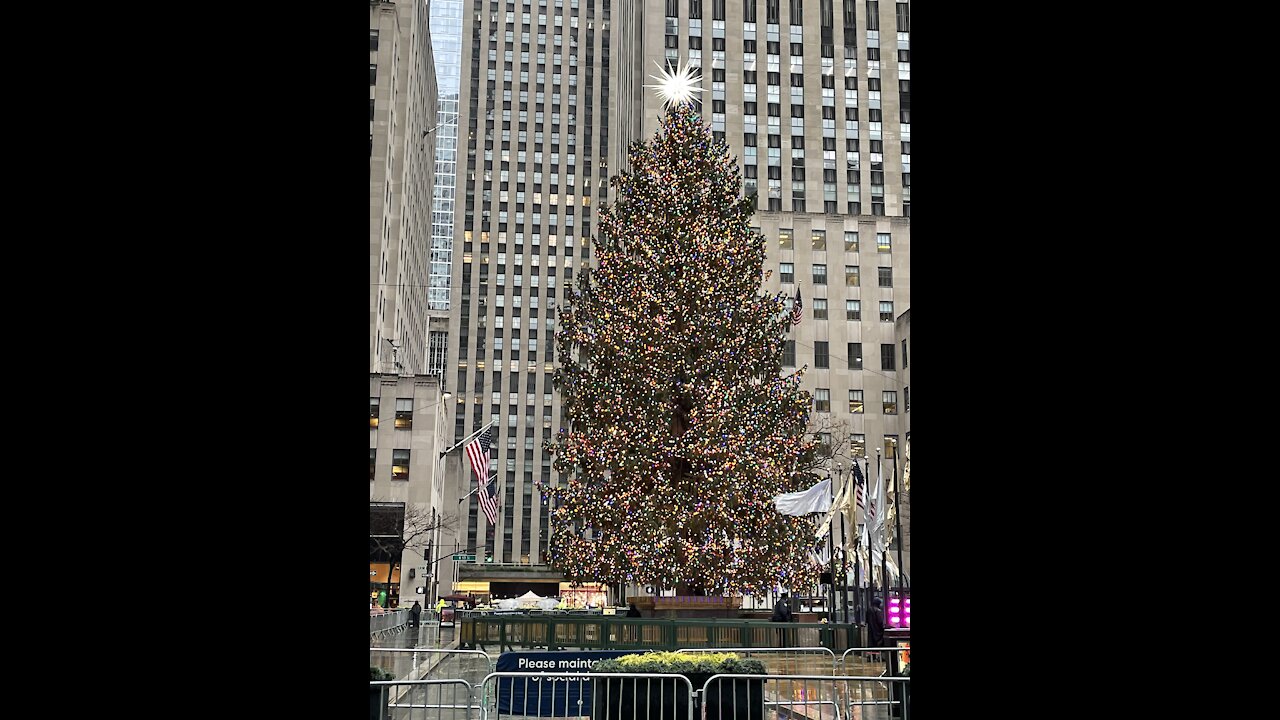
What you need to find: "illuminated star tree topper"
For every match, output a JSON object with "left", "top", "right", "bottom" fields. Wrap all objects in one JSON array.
[{"left": 643, "top": 60, "right": 704, "bottom": 109}]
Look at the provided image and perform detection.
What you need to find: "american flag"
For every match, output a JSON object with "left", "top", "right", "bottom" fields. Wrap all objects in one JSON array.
[
  {"left": 790, "top": 287, "right": 803, "bottom": 325},
  {"left": 853, "top": 461, "right": 866, "bottom": 511},
  {"left": 465, "top": 428, "right": 500, "bottom": 525},
  {"left": 480, "top": 476, "right": 501, "bottom": 526}
]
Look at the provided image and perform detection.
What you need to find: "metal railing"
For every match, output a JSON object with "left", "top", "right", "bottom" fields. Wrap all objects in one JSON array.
[
  {"left": 370, "top": 608, "right": 411, "bottom": 639},
  {"left": 699, "top": 673, "right": 911, "bottom": 720},
  {"left": 838, "top": 646, "right": 911, "bottom": 677},
  {"left": 369, "top": 648, "right": 496, "bottom": 682},
  {"left": 478, "top": 671, "right": 695, "bottom": 720},
  {"left": 678, "top": 646, "right": 839, "bottom": 676},
  {"left": 460, "top": 615, "right": 861, "bottom": 652},
  {"left": 369, "top": 679, "right": 478, "bottom": 720}
]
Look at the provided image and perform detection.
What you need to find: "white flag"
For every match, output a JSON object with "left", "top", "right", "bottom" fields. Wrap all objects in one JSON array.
[
  {"left": 867, "top": 460, "right": 886, "bottom": 570},
  {"left": 773, "top": 477, "right": 832, "bottom": 516},
  {"left": 816, "top": 475, "right": 850, "bottom": 538}
]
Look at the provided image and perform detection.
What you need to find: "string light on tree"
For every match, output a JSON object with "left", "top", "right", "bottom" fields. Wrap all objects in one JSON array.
[{"left": 544, "top": 94, "right": 820, "bottom": 596}]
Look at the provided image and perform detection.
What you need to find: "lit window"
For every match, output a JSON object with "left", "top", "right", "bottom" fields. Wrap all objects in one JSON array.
[
  {"left": 779, "top": 228, "right": 793, "bottom": 249},
  {"left": 884, "top": 435, "right": 898, "bottom": 459},
  {"left": 814, "top": 388, "right": 831, "bottom": 412},
  {"left": 811, "top": 229, "right": 826, "bottom": 251},
  {"left": 392, "top": 449, "right": 411, "bottom": 480},
  {"left": 880, "top": 301, "right": 894, "bottom": 322},
  {"left": 395, "top": 398, "right": 413, "bottom": 429},
  {"left": 845, "top": 265, "right": 859, "bottom": 286},
  {"left": 844, "top": 231, "right": 858, "bottom": 252},
  {"left": 877, "top": 233, "right": 892, "bottom": 252},
  {"left": 883, "top": 391, "right": 897, "bottom": 415},
  {"left": 370, "top": 397, "right": 380, "bottom": 428},
  {"left": 849, "top": 390, "right": 864, "bottom": 413}
]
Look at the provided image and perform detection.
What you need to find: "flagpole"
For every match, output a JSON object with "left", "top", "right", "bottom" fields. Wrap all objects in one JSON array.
[
  {"left": 838, "top": 462, "right": 849, "bottom": 624},
  {"left": 853, "top": 456, "right": 864, "bottom": 628},
  {"left": 893, "top": 440, "right": 906, "bottom": 592},
  {"left": 877, "top": 451, "right": 888, "bottom": 617},
  {"left": 827, "top": 468, "right": 837, "bottom": 625},
  {"left": 439, "top": 420, "right": 496, "bottom": 458}
]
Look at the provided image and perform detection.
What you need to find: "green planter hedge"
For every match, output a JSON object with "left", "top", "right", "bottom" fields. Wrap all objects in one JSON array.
[
  {"left": 369, "top": 666, "right": 394, "bottom": 720},
  {"left": 591, "top": 652, "right": 766, "bottom": 720}
]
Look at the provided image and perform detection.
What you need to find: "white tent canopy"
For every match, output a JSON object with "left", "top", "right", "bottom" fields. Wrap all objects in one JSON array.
[{"left": 518, "top": 591, "right": 544, "bottom": 601}]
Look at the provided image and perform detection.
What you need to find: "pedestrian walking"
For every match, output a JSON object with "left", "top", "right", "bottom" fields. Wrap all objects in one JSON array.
[
  {"left": 770, "top": 593, "right": 793, "bottom": 647},
  {"left": 410, "top": 600, "right": 422, "bottom": 629},
  {"left": 867, "top": 597, "right": 886, "bottom": 659}
]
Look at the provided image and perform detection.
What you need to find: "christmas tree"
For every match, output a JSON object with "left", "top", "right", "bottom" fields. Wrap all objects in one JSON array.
[{"left": 546, "top": 92, "right": 818, "bottom": 596}]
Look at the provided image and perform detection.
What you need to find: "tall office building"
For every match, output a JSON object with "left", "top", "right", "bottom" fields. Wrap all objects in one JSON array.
[
  {"left": 447, "top": 0, "right": 909, "bottom": 596},
  {"left": 430, "top": 0, "right": 465, "bottom": 312},
  {"left": 372, "top": 0, "right": 440, "bottom": 375}
]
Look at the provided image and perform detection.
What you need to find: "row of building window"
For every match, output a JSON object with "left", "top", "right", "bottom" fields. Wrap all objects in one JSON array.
[
  {"left": 369, "top": 398, "right": 416, "bottom": 429},
  {"left": 784, "top": 341, "right": 899, "bottom": 370},
  {"left": 369, "top": 448, "right": 413, "bottom": 481},
  {"left": 779, "top": 264, "right": 892, "bottom": 287},
  {"left": 772, "top": 230, "right": 892, "bottom": 252},
  {"left": 813, "top": 388, "right": 908, "bottom": 414}
]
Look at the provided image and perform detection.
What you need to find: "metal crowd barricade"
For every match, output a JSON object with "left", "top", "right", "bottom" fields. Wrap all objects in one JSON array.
[
  {"left": 699, "top": 673, "right": 911, "bottom": 720},
  {"left": 369, "top": 648, "right": 496, "bottom": 683},
  {"left": 838, "top": 647, "right": 909, "bottom": 677},
  {"left": 677, "top": 646, "right": 839, "bottom": 676},
  {"left": 370, "top": 679, "right": 478, "bottom": 720},
  {"left": 478, "top": 671, "right": 695, "bottom": 720},
  {"left": 371, "top": 609, "right": 411, "bottom": 641}
]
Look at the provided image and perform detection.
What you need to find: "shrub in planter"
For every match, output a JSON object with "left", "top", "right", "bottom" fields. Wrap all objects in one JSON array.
[
  {"left": 591, "top": 652, "right": 766, "bottom": 720},
  {"left": 369, "top": 666, "right": 395, "bottom": 720}
]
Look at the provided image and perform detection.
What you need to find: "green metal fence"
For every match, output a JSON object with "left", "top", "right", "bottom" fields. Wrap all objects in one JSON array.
[{"left": 458, "top": 614, "right": 862, "bottom": 653}]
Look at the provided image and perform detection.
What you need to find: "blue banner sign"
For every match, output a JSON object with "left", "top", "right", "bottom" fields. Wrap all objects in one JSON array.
[{"left": 495, "top": 651, "right": 633, "bottom": 716}]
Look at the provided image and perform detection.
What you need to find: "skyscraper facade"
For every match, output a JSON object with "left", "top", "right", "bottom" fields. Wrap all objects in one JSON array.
[
  {"left": 446, "top": 0, "right": 909, "bottom": 594},
  {"left": 372, "top": 0, "right": 440, "bottom": 375},
  {"left": 430, "top": 0, "right": 465, "bottom": 312}
]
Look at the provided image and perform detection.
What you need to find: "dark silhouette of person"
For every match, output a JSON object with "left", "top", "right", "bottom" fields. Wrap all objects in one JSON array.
[
  {"left": 867, "top": 597, "right": 886, "bottom": 649},
  {"left": 626, "top": 602, "right": 642, "bottom": 618},
  {"left": 771, "top": 593, "right": 793, "bottom": 646},
  {"left": 409, "top": 600, "right": 422, "bottom": 629}
]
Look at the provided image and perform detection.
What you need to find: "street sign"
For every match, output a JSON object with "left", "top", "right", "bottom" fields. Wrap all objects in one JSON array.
[{"left": 455, "top": 553, "right": 475, "bottom": 562}]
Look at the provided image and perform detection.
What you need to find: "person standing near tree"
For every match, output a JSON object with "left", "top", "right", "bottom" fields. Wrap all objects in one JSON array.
[{"left": 771, "top": 593, "right": 793, "bottom": 646}]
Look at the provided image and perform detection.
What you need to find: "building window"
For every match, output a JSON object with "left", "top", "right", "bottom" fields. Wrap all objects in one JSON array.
[
  {"left": 370, "top": 29, "right": 379, "bottom": 51},
  {"left": 878, "top": 267, "right": 893, "bottom": 287},
  {"left": 814, "top": 388, "right": 831, "bottom": 412},
  {"left": 902, "top": 339, "right": 907, "bottom": 368},
  {"left": 370, "top": 64, "right": 377, "bottom": 85},
  {"left": 395, "top": 398, "right": 413, "bottom": 429},
  {"left": 812, "top": 264, "right": 827, "bottom": 284},
  {"left": 877, "top": 233, "right": 891, "bottom": 252},
  {"left": 780, "top": 262, "right": 794, "bottom": 283},
  {"left": 846, "top": 300, "right": 861, "bottom": 321},
  {"left": 849, "top": 389, "right": 864, "bottom": 413},
  {"left": 813, "top": 298, "right": 828, "bottom": 319},
  {"left": 881, "top": 343, "right": 896, "bottom": 371},
  {"left": 815, "top": 341, "right": 829, "bottom": 368},
  {"left": 779, "top": 228, "right": 793, "bottom": 249},
  {"left": 904, "top": 386, "right": 909, "bottom": 412},
  {"left": 392, "top": 449, "right": 411, "bottom": 480},
  {"left": 369, "top": 449, "right": 376, "bottom": 481},
  {"left": 845, "top": 231, "right": 858, "bottom": 253},
  {"left": 880, "top": 301, "right": 894, "bottom": 321},
  {"left": 884, "top": 434, "right": 898, "bottom": 459},
  {"left": 847, "top": 342, "right": 862, "bottom": 369},
  {"left": 783, "top": 340, "right": 796, "bottom": 367},
  {"left": 845, "top": 265, "right": 859, "bottom": 286},
  {"left": 851, "top": 433, "right": 866, "bottom": 457},
  {"left": 811, "top": 229, "right": 826, "bottom": 251},
  {"left": 370, "top": 397, "right": 380, "bottom": 428},
  {"left": 883, "top": 391, "right": 897, "bottom": 415}
]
